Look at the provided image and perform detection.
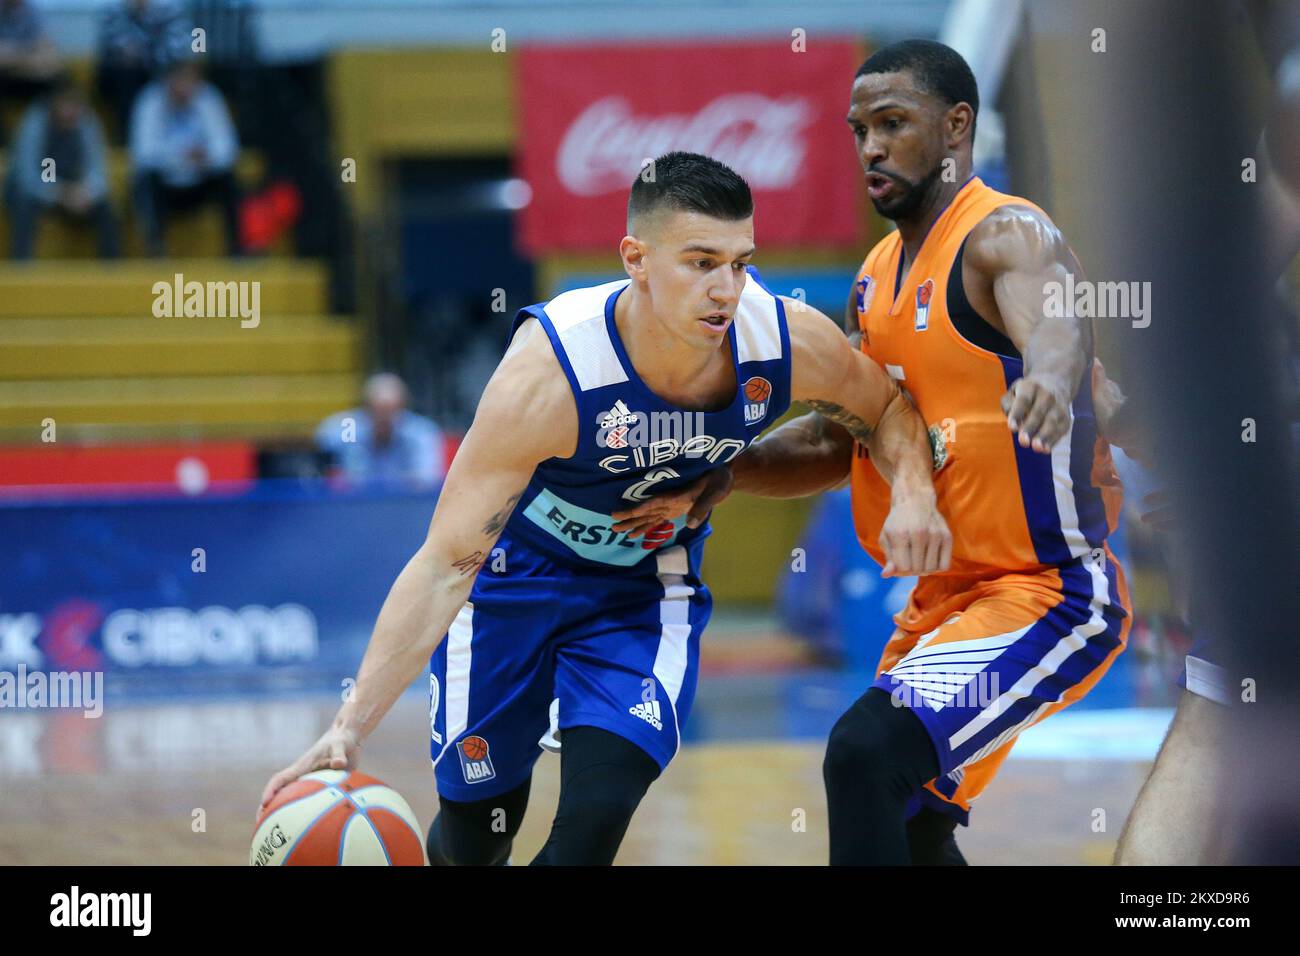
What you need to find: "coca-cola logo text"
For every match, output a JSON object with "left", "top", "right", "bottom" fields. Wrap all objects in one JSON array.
[{"left": 555, "top": 94, "right": 813, "bottom": 196}]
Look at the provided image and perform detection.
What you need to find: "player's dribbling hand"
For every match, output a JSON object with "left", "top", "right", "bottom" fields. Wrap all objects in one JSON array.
[
  {"left": 609, "top": 467, "right": 734, "bottom": 538},
  {"left": 1001, "top": 375, "right": 1072, "bottom": 454},
  {"left": 257, "top": 725, "right": 361, "bottom": 818},
  {"left": 879, "top": 494, "right": 952, "bottom": 578}
]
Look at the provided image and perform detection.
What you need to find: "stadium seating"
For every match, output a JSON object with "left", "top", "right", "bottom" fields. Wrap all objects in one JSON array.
[
  {"left": 0, "top": 57, "right": 362, "bottom": 447},
  {"left": 0, "top": 259, "right": 362, "bottom": 444}
]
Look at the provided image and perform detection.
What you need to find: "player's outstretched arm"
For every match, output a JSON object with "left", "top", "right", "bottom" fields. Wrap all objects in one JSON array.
[
  {"left": 608, "top": 409, "right": 856, "bottom": 539},
  {"left": 964, "top": 205, "right": 1092, "bottom": 454},
  {"left": 786, "top": 303, "right": 951, "bottom": 576},
  {"left": 258, "top": 320, "right": 575, "bottom": 811},
  {"left": 729, "top": 409, "right": 856, "bottom": 498}
]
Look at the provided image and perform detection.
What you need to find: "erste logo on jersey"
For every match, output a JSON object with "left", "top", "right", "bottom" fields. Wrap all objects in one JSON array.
[
  {"left": 742, "top": 376, "right": 772, "bottom": 425},
  {"left": 915, "top": 278, "right": 934, "bottom": 331},
  {"left": 457, "top": 735, "right": 496, "bottom": 784},
  {"left": 598, "top": 399, "right": 639, "bottom": 449}
]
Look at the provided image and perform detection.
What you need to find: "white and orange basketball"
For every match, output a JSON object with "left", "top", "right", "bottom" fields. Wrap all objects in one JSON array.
[{"left": 250, "top": 769, "right": 425, "bottom": 866}]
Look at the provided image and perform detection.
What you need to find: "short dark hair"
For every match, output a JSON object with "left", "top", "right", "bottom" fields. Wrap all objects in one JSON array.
[
  {"left": 627, "top": 151, "right": 753, "bottom": 232},
  {"left": 855, "top": 39, "right": 979, "bottom": 136}
]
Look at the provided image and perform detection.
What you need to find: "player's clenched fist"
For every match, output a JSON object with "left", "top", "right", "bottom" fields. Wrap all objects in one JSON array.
[
  {"left": 258, "top": 724, "right": 361, "bottom": 818},
  {"left": 879, "top": 493, "right": 952, "bottom": 578},
  {"left": 1001, "top": 375, "right": 1072, "bottom": 454}
]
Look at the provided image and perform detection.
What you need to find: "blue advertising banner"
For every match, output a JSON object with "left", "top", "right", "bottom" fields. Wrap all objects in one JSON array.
[{"left": 0, "top": 483, "right": 437, "bottom": 698}]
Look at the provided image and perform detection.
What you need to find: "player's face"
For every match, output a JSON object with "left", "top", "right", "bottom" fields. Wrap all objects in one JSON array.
[
  {"left": 847, "top": 71, "right": 950, "bottom": 221},
  {"left": 637, "top": 210, "right": 755, "bottom": 349}
]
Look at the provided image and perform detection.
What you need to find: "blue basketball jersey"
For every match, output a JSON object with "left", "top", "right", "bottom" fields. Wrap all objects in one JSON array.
[
  {"left": 503, "top": 266, "right": 792, "bottom": 569},
  {"left": 429, "top": 268, "right": 791, "bottom": 800}
]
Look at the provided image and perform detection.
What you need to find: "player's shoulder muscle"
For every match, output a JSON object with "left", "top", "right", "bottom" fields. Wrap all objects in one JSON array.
[
  {"left": 965, "top": 203, "right": 1066, "bottom": 277},
  {"left": 471, "top": 316, "right": 578, "bottom": 462},
  {"left": 780, "top": 298, "right": 844, "bottom": 350},
  {"left": 779, "top": 298, "right": 860, "bottom": 401}
]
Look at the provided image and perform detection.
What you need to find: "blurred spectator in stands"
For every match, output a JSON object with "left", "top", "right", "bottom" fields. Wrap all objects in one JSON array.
[
  {"left": 96, "top": 0, "right": 190, "bottom": 142},
  {"left": 315, "top": 373, "right": 447, "bottom": 491},
  {"left": 4, "top": 76, "right": 120, "bottom": 259},
  {"left": 129, "top": 57, "right": 240, "bottom": 256},
  {"left": 0, "top": 0, "right": 60, "bottom": 141}
]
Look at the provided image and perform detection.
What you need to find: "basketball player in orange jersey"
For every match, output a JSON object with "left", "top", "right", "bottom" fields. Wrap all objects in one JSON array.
[
  {"left": 259, "top": 152, "right": 951, "bottom": 866},
  {"left": 616, "top": 40, "right": 1131, "bottom": 865}
]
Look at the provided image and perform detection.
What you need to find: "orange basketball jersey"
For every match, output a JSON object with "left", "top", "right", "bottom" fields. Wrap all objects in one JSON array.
[{"left": 850, "top": 177, "right": 1123, "bottom": 589}]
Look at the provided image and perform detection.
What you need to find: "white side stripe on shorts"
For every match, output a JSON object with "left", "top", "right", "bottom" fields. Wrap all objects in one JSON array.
[
  {"left": 1049, "top": 415, "right": 1093, "bottom": 559},
  {"left": 959, "top": 701, "right": 1052, "bottom": 770},
  {"left": 432, "top": 602, "right": 475, "bottom": 770},
  {"left": 652, "top": 546, "right": 692, "bottom": 757}
]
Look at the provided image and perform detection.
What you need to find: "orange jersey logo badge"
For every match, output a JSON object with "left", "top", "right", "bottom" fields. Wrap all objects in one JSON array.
[{"left": 915, "top": 278, "right": 934, "bottom": 331}]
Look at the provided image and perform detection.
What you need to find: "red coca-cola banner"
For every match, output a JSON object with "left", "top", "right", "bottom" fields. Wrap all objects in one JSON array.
[{"left": 515, "top": 41, "right": 865, "bottom": 254}]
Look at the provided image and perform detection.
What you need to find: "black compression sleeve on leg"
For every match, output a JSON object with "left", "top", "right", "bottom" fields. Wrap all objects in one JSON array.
[
  {"left": 531, "top": 726, "right": 662, "bottom": 866},
  {"left": 906, "top": 806, "right": 968, "bottom": 865},
  {"left": 823, "top": 687, "right": 941, "bottom": 865},
  {"left": 427, "top": 776, "right": 531, "bottom": 866}
]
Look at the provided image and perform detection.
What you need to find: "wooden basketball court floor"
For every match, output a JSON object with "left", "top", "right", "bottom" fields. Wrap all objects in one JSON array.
[{"left": 0, "top": 689, "right": 1166, "bottom": 865}]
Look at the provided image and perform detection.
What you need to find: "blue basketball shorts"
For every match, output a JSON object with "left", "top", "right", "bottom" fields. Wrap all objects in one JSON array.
[{"left": 428, "top": 532, "right": 711, "bottom": 802}]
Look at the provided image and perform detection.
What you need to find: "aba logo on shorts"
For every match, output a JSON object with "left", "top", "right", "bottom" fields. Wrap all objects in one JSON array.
[
  {"left": 457, "top": 735, "right": 496, "bottom": 784},
  {"left": 742, "top": 376, "right": 772, "bottom": 425},
  {"left": 915, "top": 278, "right": 934, "bottom": 331}
]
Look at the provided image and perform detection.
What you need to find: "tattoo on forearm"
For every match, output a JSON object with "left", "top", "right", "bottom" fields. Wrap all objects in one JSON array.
[
  {"left": 806, "top": 400, "right": 874, "bottom": 446},
  {"left": 452, "top": 551, "right": 486, "bottom": 576},
  {"left": 453, "top": 489, "right": 526, "bottom": 577},
  {"left": 481, "top": 489, "right": 525, "bottom": 536}
]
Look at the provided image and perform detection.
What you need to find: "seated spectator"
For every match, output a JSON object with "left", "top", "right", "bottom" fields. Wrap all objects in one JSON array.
[
  {"left": 96, "top": 0, "right": 190, "bottom": 142},
  {"left": 316, "top": 373, "right": 447, "bottom": 491},
  {"left": 4, "top": 76, "right": 120, "bottom": 259},
  {"left": 0, "top": 0, "right": 61, "bottom": 140},
  {"left": 129, "top": 57, "right": 240, "bottom": 256}
]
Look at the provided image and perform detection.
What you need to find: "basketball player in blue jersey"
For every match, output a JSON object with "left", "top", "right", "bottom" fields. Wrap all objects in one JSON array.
[{"left": 259, "top": 151, "right": 951, "bottom": 865}]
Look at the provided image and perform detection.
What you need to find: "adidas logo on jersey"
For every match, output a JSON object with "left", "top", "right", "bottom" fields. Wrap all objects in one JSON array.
[
  {"left": 599, "top": 399, "right": 639, "bottom": 429},
  {"left": 599, "top": 400, "right": 640, "bottom": 450},
  {"left": 628, "top": 699, "right": 663, "bottom": 731}
]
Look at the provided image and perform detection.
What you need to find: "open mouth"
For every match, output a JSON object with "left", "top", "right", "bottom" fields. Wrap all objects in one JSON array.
[
  {"left": 866, "top": 172, "right": 897, "bottom": 200},
  {"left": 699, "top": 312, "right": 731, "bottom": 333}
]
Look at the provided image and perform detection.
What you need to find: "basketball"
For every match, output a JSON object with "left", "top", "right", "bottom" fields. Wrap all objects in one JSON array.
[
  {"left": 461, "top": 735, "right": 489, "bottom": 760},
  {"left": 250, "top": 769, "right": 425, "bottom": 866},
  {"left": 744, "top": 377, "right": 772, "bottom": 402}
]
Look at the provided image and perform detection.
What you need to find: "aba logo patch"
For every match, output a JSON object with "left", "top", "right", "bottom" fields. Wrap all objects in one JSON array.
[
  {"left": 855, "top": 275, "right": 875, "bottom": 316},
  {"left": 742, "top": 376, "right": 772, "bottom": 425},
  {"left": 457, "top": 735, "right": 496, "bottom": 784},
  {"left": 915, "top": 279, "right": 934, "bottom": 331}
]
